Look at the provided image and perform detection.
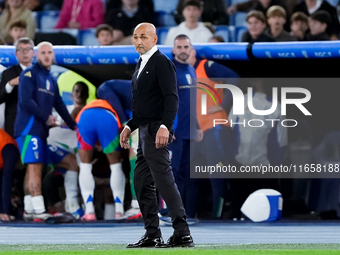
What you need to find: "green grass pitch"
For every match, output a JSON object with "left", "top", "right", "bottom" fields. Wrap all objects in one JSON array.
[{"left": 0, "top": 244, "right": 339, "bottom": 254}]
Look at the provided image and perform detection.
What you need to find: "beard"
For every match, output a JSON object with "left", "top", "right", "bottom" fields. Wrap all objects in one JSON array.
[{"left": 177, "top": 53, "right": 189, "bottom": 62}]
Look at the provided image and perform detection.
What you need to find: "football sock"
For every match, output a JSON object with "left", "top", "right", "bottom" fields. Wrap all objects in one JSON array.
[
  {"left": 110, "top": 163, "right": 125, "bottom": 214},
  {"left": 64, "top": 170, "right": 80, "bottom": 213},
  {"left": 79, "top": 163, "right": 95, "bottom": 214},
  {"left": 31, "top": 195, "right": 45, "bottom": 214}
]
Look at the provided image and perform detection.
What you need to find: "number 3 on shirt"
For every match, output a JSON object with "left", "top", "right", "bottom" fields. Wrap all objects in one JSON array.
[{"left": 31, "top": 137, "right": 38, "bottom": 150}]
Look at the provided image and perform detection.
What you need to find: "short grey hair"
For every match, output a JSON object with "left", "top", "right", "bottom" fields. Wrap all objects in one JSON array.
[{"left": 14, "top": 37, "right": 34, "bottom": 51}]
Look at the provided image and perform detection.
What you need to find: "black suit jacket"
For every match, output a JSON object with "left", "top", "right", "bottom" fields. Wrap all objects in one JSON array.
[
  {"left": 0, "top": 64, "right": 22, "bottom": 137},
  {"left": 127, "top": 50, "right": 178, "bottom": 132}
]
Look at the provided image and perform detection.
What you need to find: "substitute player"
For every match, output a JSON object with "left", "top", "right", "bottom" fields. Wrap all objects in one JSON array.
[
  {"left": 0, "top": 128, "right": 19, "bottom": 221},
  {"left": 76, "top": 99, "right": 125, "bottom": 220},
  {"left": 14, "top": 42, "right": 76, "bottom": 220}
]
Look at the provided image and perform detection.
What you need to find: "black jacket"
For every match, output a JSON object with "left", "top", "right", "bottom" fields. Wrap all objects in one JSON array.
[
  {"left": 241, "top": 31, "right": 276, "bottom": 43},
  {"left": 0, "top": 64, "right": 22, "bottom": 137},
  {"left": 127, "top": 50, "right": 178, "bottom": 131}
]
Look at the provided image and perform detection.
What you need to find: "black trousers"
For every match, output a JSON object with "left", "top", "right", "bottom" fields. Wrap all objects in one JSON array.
[{"left": 134, "top": 121, "right": 190, "bottom": 238}]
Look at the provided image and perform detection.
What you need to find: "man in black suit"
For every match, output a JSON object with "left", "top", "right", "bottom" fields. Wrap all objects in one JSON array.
[
  {"left": 120, "top": 23, "right": 194, "bottom": 248},
  {"left": 0, "top": 37, "right": 34, "bottom": 137}
]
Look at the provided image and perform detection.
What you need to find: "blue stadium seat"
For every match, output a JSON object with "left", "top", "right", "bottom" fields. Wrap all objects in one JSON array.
[
  {"left": 233, "top": 12, "right": 248, "bottom": 27},
  {"left": 32, "top": 12, "right": 39, "bottom": 29},
  {"left": 231, "top": 0, "right": 248, "bottom": 4},
  {"left": 155, "top": 11, "right": 177, "bottom": 27},
  {"left": 156, "top": 26, "right": 170, "bottom": 45},
  {"left": 79, "top": 29, "right": 99, "bottom": 46},
  {"left": 235, "top": 26, "right": 247, "bottom": 42},
  {"left": 214, "top": 25, "right": 232, "bottom": 42},
  {"left": 326, "top": 0, "right": 338, "bottom": 7},
  {"left": 39, "top": 11, "right": 60, "bottom": 31},
  {"left": 153, "top": 0, "right": 177, "bottom": 12}
]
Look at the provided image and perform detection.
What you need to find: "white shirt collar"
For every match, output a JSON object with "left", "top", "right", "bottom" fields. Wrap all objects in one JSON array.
[
  {"left": 140, "top": 45, "right": 158, "bottom": 63},
  {"left": 308, "top": 0, "right": 322, "bottom": 14},
  {"left": 19, "top": 63, "right": 30, "bottom": 70}
]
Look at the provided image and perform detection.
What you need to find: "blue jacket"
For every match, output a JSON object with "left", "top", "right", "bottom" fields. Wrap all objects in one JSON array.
[
  {"left": 14, "top": 62, "right": 76, "bottom": 140},
  {"left": 97, "top": 79, "right": 132, "bottom": 124},
  {"left": 172, "top": 59, "right": 198, "bottom": 140}
]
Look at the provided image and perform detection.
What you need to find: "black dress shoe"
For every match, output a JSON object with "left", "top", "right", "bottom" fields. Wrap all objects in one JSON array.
[
  {"left": 155, "top": 234, "right": 194, "bottom": 248},
  {"left": 126, "top": 235, "right": 164, "bottom": 248}
]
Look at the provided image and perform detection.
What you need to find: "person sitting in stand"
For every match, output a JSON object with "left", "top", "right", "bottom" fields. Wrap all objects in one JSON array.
[
  {"left": 265, "top": 5, "right": 297, "bottom": 41},
  {"left": 305, "top": 10, "right": 331, "bottom": 41},
  {"left": 290, "top": 11, "right": 309, "bottom": 40},
  {"left": 241, "top": 10, "right": 275, "bottom": 43}
]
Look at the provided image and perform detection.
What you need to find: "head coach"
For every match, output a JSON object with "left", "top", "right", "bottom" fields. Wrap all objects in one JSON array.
[{"left": 120, "top": 22, "right": 194, "bottom": 248}]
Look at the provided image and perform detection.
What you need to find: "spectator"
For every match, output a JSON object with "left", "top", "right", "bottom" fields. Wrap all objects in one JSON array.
[
  {"left": 105, "top": 0, "right": 154, "bottom": 45},
  {"left": 0, "top": 129, "right": 19, "bottom": 221},
  {"left": 294, "top": 0, "right": 339, "bottom": 40},
  {"left": 54, "top": 0, "right": 104, "bottom": 29},
  {"left": 265, "top": 5, "right": 297, "bottom": 41},
  {"left": 14, "top": 42, "right": 76, "bottom": 220},
  {"left": 0, "top": 37, "right": 34, "bottom": 138},
  {"left": 290, "top": 11, "right": 309, "bottom": 40},
  {"left": 165, "top": 0, "right": 213, "bottom": 45},
  {"left": 95, "top": 24, "right": 114, "bottom": 46},
  {"left": 174, "top": 0, "right": 228, "bottom": 25},
  {"left": 227, "top": 0, "right": 288, "bottom": 16},
  {"left": 23, "top": 0, "right": 41, "bottom": 11},
  {"left": 0, "top": 0, "right": 36, "bottom": 44},
  {"left": 8, "top": 20, "right": 27, "bottom": 45},
  {"left": 24, "top": 0, "right": 63, "bottom": 11},
  {"left": 306, "top": 10, "right": 331, "bottom": 41},
  {"left": 209, "top": 35, "right": 224, "bottom": 42},
  {"left": 241, "top": 10, "right": 275, "bottom": 43},
  {"left": 105, "top": 0, "right": 153, "bottom": 17}
]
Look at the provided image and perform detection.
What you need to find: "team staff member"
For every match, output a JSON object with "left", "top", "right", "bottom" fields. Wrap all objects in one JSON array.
[
  {"left": 120, "top": 23, "right": 194, "bottom": 248},
  {"left": 0, "top": 37, "right": 34, "bottom": 137},
  {"left": 0, "top": 129, "right": 19, "bottom": 221},
  {"left": 169, "top": 34, "right": 202, "bottom": 219},
  {"left": 14, "top": 42, "right": 76, "bottom": 220},
  {"left": 188, "top": 49, "right": 239, "bottom": 219}
]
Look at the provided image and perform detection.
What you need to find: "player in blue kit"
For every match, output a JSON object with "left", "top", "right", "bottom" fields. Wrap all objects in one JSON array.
[
  {"left": 76, "top": 99, "right": 125, "bottom": 220},
  {"left": 14, "top": 42, "right": 76, "bottom": 220},
  {"left": 168, "top": 34, "right": 203, "bottom": 218},
  {"left": 97, "top": 80, "right": 141, "bottom": 219}
]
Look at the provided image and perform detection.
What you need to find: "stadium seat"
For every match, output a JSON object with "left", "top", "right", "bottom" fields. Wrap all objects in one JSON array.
[
  {"left": 153, "top": 0, "right": 177, "bottom": 12},
  {"left": 39, "top": 11, "right": 60, "bottom": 31},
  {"left": 79, "top": 29, "right": 99, "bottom": 46},
  {"left": 235, "top": 26, "right": 247, "bottom": 42},
  {"left": 50, "top": 65, "right": 70, "bottom": 80},
  {"left": 326, "top": 0, "right": 338, "bottom": 7},
  {"left": 32, "top": 12, "right": 39, "bottom": 29},
  {"left": 231, "top": 0, "right": 248, "bottom": 4},
  {"left": 155, "top": 11, "right": 177, "bottom": 27},
  {"left": 233, "top": 12, "right": 248, "bottom": 27},
  {"left": 156, "top": 26, "right": 171, "bottom": 45},
  {"left": 214, "top": 25, "right": 232, "bottom": 42}
]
